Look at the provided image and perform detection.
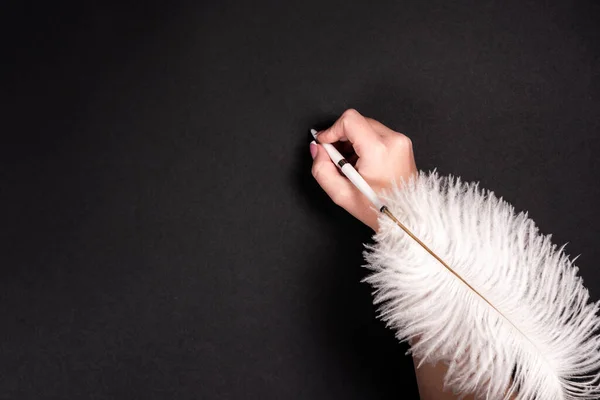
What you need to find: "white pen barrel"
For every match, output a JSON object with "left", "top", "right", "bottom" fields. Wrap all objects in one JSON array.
[
  {"left": 317, "top": 141, "right": 384, "bottom": 211},
  {"left": 321, "top": 143, "right": 344, "bottom": 165},
  {"left": 340, "top": 164, "right": 384, "bottom": 211}
]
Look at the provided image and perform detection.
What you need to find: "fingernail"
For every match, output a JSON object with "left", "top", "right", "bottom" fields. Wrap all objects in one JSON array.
[{"left": 310, "top": 141, "right": 317, "bottom": 159}]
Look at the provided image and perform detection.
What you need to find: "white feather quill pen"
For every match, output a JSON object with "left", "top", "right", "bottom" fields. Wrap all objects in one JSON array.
[{"left": 363, "top": 171, "right": 600, "bottom": 399}]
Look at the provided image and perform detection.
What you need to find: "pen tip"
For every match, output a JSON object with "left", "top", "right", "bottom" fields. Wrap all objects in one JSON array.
[{"left": 310, "top": 128, "right": 318, "bottom": 138}]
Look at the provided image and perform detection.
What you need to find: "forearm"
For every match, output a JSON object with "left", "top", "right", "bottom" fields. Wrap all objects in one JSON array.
[
  {"left": 413, "top": 356, "right": 465, "bottom": 400},
  {"left": 412, "top": 355, "right": 518, "bottom": 399},
  {"left": 363, "top": 171, "right": 600, "bottom": 399}
]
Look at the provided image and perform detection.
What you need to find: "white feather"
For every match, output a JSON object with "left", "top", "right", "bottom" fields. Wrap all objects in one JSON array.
[{"left": 362, "top": 171, "right": 600, "bottom": 399}]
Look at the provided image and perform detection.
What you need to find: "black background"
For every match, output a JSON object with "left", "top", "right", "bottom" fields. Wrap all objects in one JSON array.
[{"left": 2, "top": 0, "right": 599, "bottom": 399}]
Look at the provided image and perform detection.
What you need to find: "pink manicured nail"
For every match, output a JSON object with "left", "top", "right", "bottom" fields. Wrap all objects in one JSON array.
[{"left": 310, "top": 141, "right": 317, "bottom": 159}]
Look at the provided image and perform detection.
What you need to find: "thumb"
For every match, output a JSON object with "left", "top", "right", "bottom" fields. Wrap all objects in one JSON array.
[{"left": 310, "top": 141, "right": 356, "bottom": 208}]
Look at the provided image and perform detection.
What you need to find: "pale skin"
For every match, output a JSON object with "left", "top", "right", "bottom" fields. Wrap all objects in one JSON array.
[{"left": 310, "top": 109, "right": 517, "bottom": 400}]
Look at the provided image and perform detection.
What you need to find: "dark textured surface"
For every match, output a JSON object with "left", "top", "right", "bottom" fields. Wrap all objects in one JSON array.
[{"left": 2, "top": 0, "right": 599, "bottom": 398}]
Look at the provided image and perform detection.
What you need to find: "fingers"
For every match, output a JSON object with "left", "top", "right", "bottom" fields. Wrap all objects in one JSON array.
[
  {"left": 309, "top": 109, "right": 417, "bottom": 232},
  {"left": 310, "top": 142, "right": 356, "bottom": 208},
  {"left": 315, "top": 109, "right": 384, "bottom": 158}
]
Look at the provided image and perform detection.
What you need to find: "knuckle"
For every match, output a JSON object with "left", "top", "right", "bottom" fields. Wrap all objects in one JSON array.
[
  {"left": 331, "top": 188, "right": 352, "bottom": 206},
  {"left": 392, "top": 133, "right": 412, "bottom": 149},
  {"left": 341, "top": 108, "right": 361, "bottom": 121}
]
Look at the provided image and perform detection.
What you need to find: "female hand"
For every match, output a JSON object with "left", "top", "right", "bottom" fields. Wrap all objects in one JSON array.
[{"left": 310, "top": 109, "right": 418, "bottom": 232}]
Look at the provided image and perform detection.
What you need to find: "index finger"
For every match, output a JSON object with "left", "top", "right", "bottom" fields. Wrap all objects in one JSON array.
[{"left": 315, "top": 109, "right": 383, "bottom": 157}]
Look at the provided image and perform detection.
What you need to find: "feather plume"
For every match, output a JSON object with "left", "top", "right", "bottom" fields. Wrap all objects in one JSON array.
[{"left": 362, "top": 171, "right": 600, "bottom": 399}]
